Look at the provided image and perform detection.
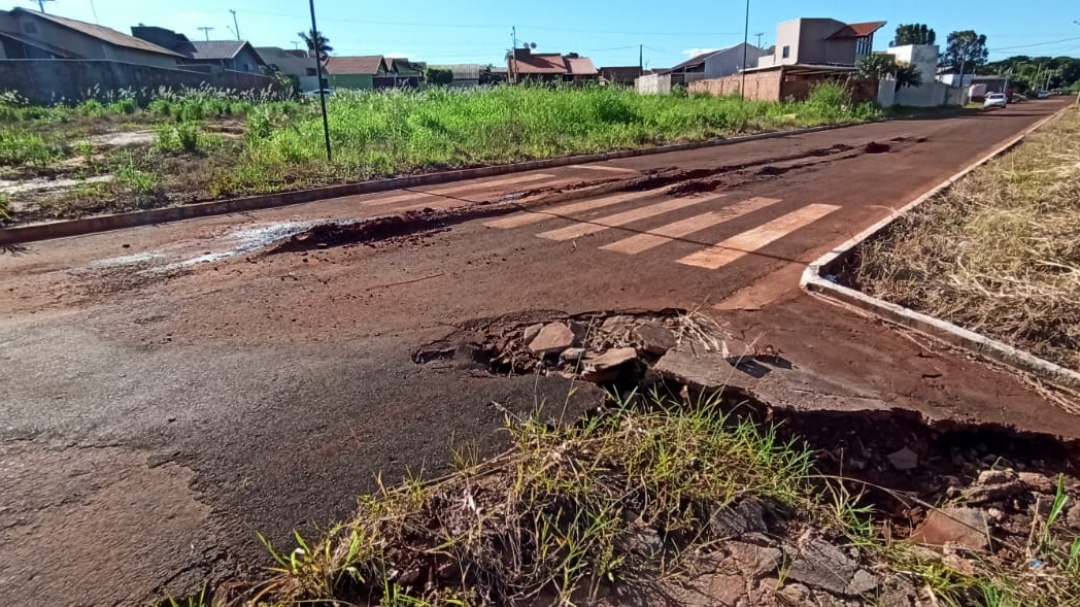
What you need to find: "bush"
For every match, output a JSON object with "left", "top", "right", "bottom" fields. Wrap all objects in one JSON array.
[
  {"left": 0, "top": 131, "right": 63, "bottom": 166},
  {"left": 425, "top": 67, "right": 454, "bottom": 86},
  {"left": 806, "top": 82, "right": 850, "bottom": 111},
  {"left": 155, "top": 122, "right": 203, "bottom": 154},
  {"left": 0, "top": 193, "right": 10, "bottom": 221},
  {"left": 77, "top": 99, "right": 106, "bottom": 117}
]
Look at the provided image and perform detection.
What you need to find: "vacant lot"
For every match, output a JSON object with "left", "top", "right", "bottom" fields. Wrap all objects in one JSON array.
[
  {"left": 0, "top": 85, "right": 878, "bottom": 224},
  {"left": 855, "top": 106, "right": 1079, "bottom": 371}
]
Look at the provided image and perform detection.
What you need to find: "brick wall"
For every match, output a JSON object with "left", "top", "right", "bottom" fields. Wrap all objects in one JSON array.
[
  {"left": 0, "top": 59, "right": 285, "bottom": 104},
  {"left": 687, "top": 69, "right": 783, "bottom": 101},
  {"left": 688, "top": 69, "right": 878, "bottom": 103}
]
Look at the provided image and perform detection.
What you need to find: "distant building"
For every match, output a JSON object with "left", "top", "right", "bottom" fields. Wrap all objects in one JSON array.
[
  {"left": 255, "top": 46, "right": 319, "bottom": 91},
  {"left": 130, "top": 26, "right": 265, "bottom": 74},
  {"left": 599, "top": 66, "right": 643, "bottom": 86},
  {"left": 878, "top": 45, "right": 967, "bottom": 107},
  {"left": 324, "top": 55, "right": 388, "bottom": 90},
  {"left": 508, "top": 48, "right": 597, "bottom": 83},
  {"left": 669, "top": 43, "right": 768, "bottom": 78},
  {"left": 0, "top": 7, "right": 180, "bottom": 67},
  {"left": 427, "top": 63, "right": 482, "bottom": 87},
  {"left": 757, "top": 18, "right": 885, "bottom": 68}
]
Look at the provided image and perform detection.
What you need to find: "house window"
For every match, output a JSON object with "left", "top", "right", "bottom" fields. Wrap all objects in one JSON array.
[
  {"left": 22, "top": 21, "right": 37, "bottom": 35},
  {"left": 781, "top": 45, "right": 790, "bottom": 59},
  {"left": 856, "top": 37, "right": 872, "bottom": 58},
  {"left": 306, "top": 68, "right": 317, "bottom": 76}
]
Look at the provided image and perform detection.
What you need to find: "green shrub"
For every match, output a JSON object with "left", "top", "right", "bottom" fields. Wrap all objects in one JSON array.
[
  {"left": 108, "top": 98, "right": 137, "bottom": 115},
  {"left": 806, "top": 82, "right": 850, "bottom": 111},
  {"left": 0, "top": 193, "right": 10, "bottom": 221},
  {"left": 0, "top": 131, "right": 63, "bottom": 166},
  {"left": 155, "top": 122, "right": 203, "bottom": 153},
  {"left": 77, "top": 99, "right": 106, "bottom": 117}
]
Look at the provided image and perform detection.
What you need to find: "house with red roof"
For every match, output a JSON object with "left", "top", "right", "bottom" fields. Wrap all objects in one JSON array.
[
  {"left": 508, "top": 48, "right": 597, "bottom": 84},
  {"left": 757, "top": 18, "right": 886, "bottom": 69}
]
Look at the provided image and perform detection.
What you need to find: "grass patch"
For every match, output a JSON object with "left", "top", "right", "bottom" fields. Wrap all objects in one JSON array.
[
  {"left": 234, "top": 391, "right": 814, "bottom": 606},
  {"left": 159, "top": 388, "right": 1080, "bottom": 607},
  {"left": 2, "top": 84, "right": 879, "bottom": 222},
  {"left": 854, "top": 106, "right": 1080, "bottom": 370}
]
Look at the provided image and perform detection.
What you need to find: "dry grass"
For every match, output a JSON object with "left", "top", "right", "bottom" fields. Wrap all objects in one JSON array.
[{"left": 855, "top": 106, "right": 1080, "bottom": 371}]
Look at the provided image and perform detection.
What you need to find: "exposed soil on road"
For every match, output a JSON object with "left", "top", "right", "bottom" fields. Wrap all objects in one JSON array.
[{"left": 2, "top": 100, "right": 1076, "bottom": 605}]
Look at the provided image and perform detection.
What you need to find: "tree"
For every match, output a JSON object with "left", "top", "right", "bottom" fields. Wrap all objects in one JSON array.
[
  {"left": 857, "top": 53, "right": 923, "bottom": 92},
  {"left": 425, "top": 67, "right": 454, "bottom": 86},
  {"left": 942, "top": 30, "right": 988, "bottom": 77},
  {"left": 892, "top": 24, "right": 936, "bottom": 46},
  {"left": 566, "top": 52, "right": 580, "bottom": 59},
  {"left": 299, "top": 29, "right": 333, "bottom": 63}
]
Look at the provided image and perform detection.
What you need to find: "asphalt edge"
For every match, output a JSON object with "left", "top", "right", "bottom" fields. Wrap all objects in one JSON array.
[
  {"left": 1, "top": 121, "right": 861, "bottom": 246},
  {"left": 800, "top": 103, "right": 1080, "bottom": 394}
]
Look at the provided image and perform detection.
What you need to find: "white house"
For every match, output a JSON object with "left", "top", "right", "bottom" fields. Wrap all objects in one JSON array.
[
  {"left": 669, "top": 43, "right": 769, "bottom": 79},
  {"left": 878, "top": 44, "right": 966, "bottom": 107}
]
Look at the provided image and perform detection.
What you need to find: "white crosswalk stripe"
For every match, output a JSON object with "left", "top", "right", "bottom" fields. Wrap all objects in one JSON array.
[
  {"left": 423, "top": 173, "right": 556, "bottom": 196},
  {"left": 536, "top": 194, "right": 726, "bottom": 241},
  {"left": 600, "top": 197, "right": 781, "bottom": 255},
  {"left": 484, "top": 188, "right": 668, "bottom": 229},
  {"left": 676, "top": 203, "right": 840, "bottom": 270}
]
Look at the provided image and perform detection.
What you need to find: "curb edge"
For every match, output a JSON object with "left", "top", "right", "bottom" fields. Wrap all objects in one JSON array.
[{"left": 799, "top": 104, "right": 1080, "bottom": 394}]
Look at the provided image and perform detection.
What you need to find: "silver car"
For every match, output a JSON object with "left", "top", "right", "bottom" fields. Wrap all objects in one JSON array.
[{"left": 983, "top": 93, "right": 1007, "bottom": 109}]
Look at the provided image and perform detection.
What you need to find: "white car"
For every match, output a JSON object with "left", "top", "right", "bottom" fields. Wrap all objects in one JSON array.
[
  {"left": 983, "top": 93, "right": 1007, "bottom": 109},
  {"left": 1037, "top": 90, "right": 1052, "bottom": 99}
]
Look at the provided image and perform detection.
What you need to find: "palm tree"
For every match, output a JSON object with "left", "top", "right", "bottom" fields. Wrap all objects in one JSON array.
[{"left": 299, "top": 29, "right": 333, "bottom": 63}]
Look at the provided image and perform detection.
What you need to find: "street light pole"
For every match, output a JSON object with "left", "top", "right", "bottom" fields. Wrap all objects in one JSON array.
[
  {"left": 308, "top": 0, "right": 332, "bottom": 162},
  {"left": 740, "top": 0, "right": 750, "bottom": 100}
]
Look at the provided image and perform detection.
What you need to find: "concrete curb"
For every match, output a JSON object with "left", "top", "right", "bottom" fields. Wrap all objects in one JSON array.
[
  {"left": 801, "top": 105, "right": 1080, "bottom": 394},
  {"left": 2, "top": 121, "right": 859, "bottom": 246}
]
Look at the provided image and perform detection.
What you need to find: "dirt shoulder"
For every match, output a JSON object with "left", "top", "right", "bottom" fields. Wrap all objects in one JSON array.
[{"left": 850, "top": 103, "right": 1079, "bottom": 372}]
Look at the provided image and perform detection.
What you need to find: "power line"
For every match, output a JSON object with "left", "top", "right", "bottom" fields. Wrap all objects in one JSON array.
[
  {"left": 989, "top": 36, "right": 1080, "bottom": 52},
  {"left": 233, "top": 8, "right": 741, "bottom": 36}
]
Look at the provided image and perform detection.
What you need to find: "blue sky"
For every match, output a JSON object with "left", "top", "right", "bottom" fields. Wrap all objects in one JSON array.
[{"left": 5, "top": 0, "right": 1080, "bottom": 67}]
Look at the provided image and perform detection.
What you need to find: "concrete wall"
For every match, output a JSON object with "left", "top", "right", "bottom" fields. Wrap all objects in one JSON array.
[
  {"left": 878, "top": 80, "right": 965, "bottom": 108},
  {"left": 0, "top": 59, "right": 280, "bottom": 103},
  {"left": 635, "top": 72, "right": 705, "bottom": 95},
  {"left": 796, "top": 19, "right": 853, "bottom": 65},
  {"left": 886, "top": 45, "right": 938, "bottom": 84},
  {"left": 8, "top": 12, "right": 177, "bottom": 68}
]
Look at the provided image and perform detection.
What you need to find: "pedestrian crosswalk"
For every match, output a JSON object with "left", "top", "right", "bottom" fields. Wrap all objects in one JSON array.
[{"left": 484, "top": 189, "right": 841, "bottom": 271}]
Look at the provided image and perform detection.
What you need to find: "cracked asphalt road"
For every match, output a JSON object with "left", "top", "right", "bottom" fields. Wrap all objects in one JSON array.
[{"left": 2, "top": 100, "right": 1077, "bottom": 606}]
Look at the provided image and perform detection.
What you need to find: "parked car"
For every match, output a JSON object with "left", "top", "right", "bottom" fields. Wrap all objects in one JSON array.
[
  {"left": 1037, "top": 90, "right": 1052, "bottom": 99},
  {"left": 303, "top": 89, "right": 334, "bottom": 100},
  {"left": 984, "top": 93, "right": 1008, "bottom": 109}
]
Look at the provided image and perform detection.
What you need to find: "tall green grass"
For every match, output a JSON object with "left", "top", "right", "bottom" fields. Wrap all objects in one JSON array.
[{"left": 214, "top": 83, "right": 877, "bottom": 193}]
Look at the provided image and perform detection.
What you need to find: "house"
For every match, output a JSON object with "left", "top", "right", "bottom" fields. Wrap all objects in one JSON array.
[
  {"left": 0, "top": 7, "right": 180, "bottom": 67},
  {"left": 324, "top": 55, "right": 387, "bottom": 90},
  {"left": 427, "top": 63, "right": 482, "bottom": 87},
  {"left": 131, "top": 26, "right": 265, "bottom": 74},
  {"left": 508, "top": 48, "right": 597, "bottom": 83},
  {"left": 255, "top": 46, "right": 319, "bottom": 91},
  {"left": 670, "top": 44, "right": 769, "bottom": 78},
  {"left": 877, "top": 45, "right": 966, "bottom": 107},
  {"left": 757, "top": 18, "right": 885, "bottom": 68},
  {"left": 599, "top": 66, "right": 642, "bottom": 86},
  {"left": 383, "top": 57, "right": 426, "bottom": 88}
]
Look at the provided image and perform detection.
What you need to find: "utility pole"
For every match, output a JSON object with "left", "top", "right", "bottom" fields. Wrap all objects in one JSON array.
[
  {"left": 308, "top": 0, "right": 332, "bottom": 162},
  {"left": 639, "top": 44, "right": 643, "bottom": 72},
  {"left": 229, "top": 9, "right": 240, "bottom": 40},
  {"left": 740, "top": 0, "right": 750, "bottom": 100},
  {"left": 197, "top": 26, "right": 214, "bottom": 41},
  {"left": 510, "top": 26, "right": 518, "bottom": 84},
  {"left": 29, "top": 0, "right": 54, "bottom": 13},
  {"left": 754, "top": 32, "right": 764, "bottom": 49}
]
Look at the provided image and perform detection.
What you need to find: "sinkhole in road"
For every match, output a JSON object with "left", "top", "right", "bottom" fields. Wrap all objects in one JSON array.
[{"left": 410, "top": 308, "right": 1080, "bottom": 560}]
